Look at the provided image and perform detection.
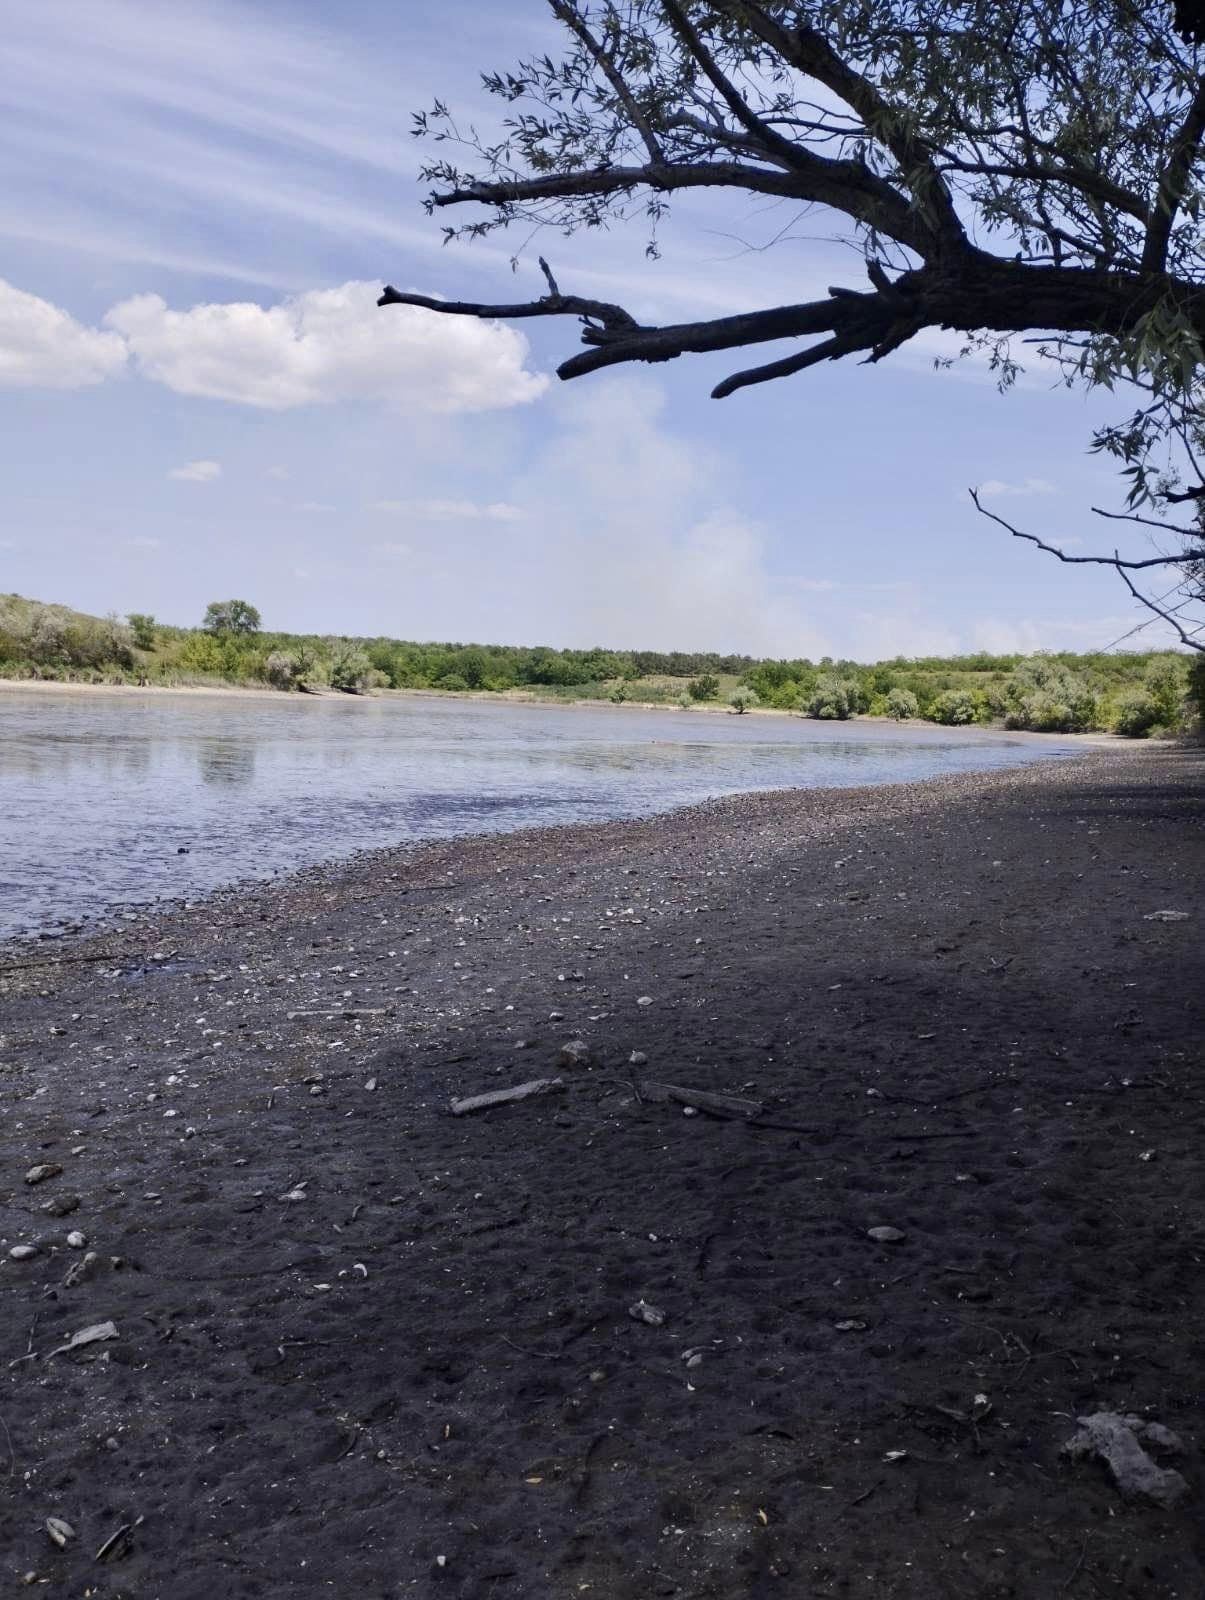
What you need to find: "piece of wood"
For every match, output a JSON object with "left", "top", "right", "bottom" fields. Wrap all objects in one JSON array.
[
  {"left": 286, "top": 1009, "right": 387, "bottom": 1021},
  {"left": 450, "top": 1078, "right": 565, "bottom": 1116},
  {"left": 638, "top": 1080, "right": 764, "bottom": 1119}
]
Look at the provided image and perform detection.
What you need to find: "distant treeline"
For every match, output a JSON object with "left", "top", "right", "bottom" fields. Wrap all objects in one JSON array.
[{"left": 2, "top": 591, "right": 1201, "bottom": 739}]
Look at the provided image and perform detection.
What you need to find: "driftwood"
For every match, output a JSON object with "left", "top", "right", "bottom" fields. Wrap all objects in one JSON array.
[
  {"left": 638, "top": 1080, "right": 764, "bottom": 1119},
  {"left": 450, "top": 1078, "right": 565, "bottom": 1116},
  {"left": 287, "top": 1008, "right": 387, "bottom": 1020}
]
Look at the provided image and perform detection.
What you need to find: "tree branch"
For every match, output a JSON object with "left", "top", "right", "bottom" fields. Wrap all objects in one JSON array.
[
  {"left": 1142, "top": 74, "right": 1205, "bottom": 271},
  {"left": 546, "top": 0, "right": 664, "bottom": 165},
  {"left": 711, "top": 334, "right": 862, "bottom": 398},
  {"left": 377, "top": 284, "right": 639, "bottom": 331},
  {"left": 1115, "top": 559, "right": 1205, "bottom": 650},
  {"left": 721, "top": 0, "right": 969, "bottom": 255},
  {"left": 970, "top": 489, "right": 1204, "bottom": 568}
]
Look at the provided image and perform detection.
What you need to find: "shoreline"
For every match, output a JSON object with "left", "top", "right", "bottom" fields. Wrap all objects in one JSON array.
[
  {"left": 0, "top": 746, "right": 1201, "bottom": 1593},
  {"left": 0, "top": 671, "right": 1123, "bottom": 745}
]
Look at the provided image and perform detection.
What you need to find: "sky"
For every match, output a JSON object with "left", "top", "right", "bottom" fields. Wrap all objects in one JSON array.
[{"left": 0, "top": 0, "right": 1187, "bottom": 658}]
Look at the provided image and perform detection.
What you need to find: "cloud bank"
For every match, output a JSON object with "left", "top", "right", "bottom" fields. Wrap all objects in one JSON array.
[{"left": 0, "top": 277, "right": 547, "bottom": 414}]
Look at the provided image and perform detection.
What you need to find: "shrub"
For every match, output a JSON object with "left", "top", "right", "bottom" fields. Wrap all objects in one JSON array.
[
  {"left": 1112, "top": 691, "right": 1162, "bottom": 737},
  {"left": 805, "top": 675, "right": 858, "bottom": 719},
  {"left": 1005, "top": 655, "right": 1097, "bottom": 731},
  {"left": 1143, "top": 657, "right": 1187, "bottom": 729},
  {"left": 688, "top": 673, "right": 720, "bottom": 701},
  {"left": 329, "top": 645, "right": 372, "bottom": 692},
  {"left": 436, "top": 672, "right": 469, "bottom": 692},
  {"left": 610, "top": 683, "right": 628, "bottom": 703},
  {"left": 728, "top": 689, "right": 758, "bottom": 713},
  {"left": 127, "top": 612, "right": 156, "bottom": 651},
  {"left": 264, "top": 651, "right": 300, "bottom": 690},
  {"left": 886, "top": 687, "right": 919, "bottom": 720},
  {"left": 930, "top": 688, "right": 976, "bottom": 725}
]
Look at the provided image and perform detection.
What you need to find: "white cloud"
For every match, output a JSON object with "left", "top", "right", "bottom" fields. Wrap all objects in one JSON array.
[
  {"left": 168, "top": 459, "right": 221, "bottom": 482},
  {"left": 372, "top": 497, "right": 523, "bottom": 522},
  {"left": 374, "top": 541, "right": 413, "bottom": 559},
  {"left": 124, "top": 535, "right": 161, "bottom": 549},
  {"left": 0, "top": 278, "right": 126, "bottom": 389},
  {"left": 977, "top": 477, "right": 1058, "bottom": 498},
  {"left": 105, "top": 281, "right": 548, "bottom": 413},
  {"left": 266, "top": 465, "right": 289, "bottom": 480},
  {"left": 295, "top": 500, "right": 335, "bottom": 513}
]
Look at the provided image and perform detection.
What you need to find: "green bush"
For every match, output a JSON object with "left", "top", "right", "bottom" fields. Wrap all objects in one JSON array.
[
  {"left": 688, "top": 673, "right": 720, "bottom": 701},
  {"left": 436, "top": 672, "right": 469, "bottom": 692},
  {"left": 728, "top": 688, "right": 759, "bottom": 713},
  {"left": 329, "top": 645, "right": 372, "bottom": 692},
  {"left": 1112, "top": 690, "right": 1162, "bottom": 737},
  {"left": 1004, "top": 655, "right": 1097, "bottom": 731},
  {"left": 805, "top": 675, "right": 858, "bottom": 720},
  {"left": 930, "top": 688, "right": 976, "bottom": 725},
  {"left": 886, "top": 687, "right": 919, "bottom": 720}
]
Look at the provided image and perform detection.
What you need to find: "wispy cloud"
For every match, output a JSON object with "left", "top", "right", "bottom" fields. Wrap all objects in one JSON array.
[
  {"left": 372, "top": 498, "right": 524, "bottom": 522},
  {"left": 124, "top": 535, "right": 161, "bottom": 549},
  {"left": 168, "top": 459, "right": 221, "bottom": 483},
  {"left": 976, "top": 476, "right": 1058, "bottom": 498},
  {"left": 295, "top": 501, "right": 336, "bottom": 513}
]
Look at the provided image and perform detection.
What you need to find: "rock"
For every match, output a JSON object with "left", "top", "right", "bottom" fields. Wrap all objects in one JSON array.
[
  {"left": 45, "top": 1518, "right": 76, "bottom": 1548},
  {"left": 66, "top": 1231, "right": 87, "bottom": 1249},
  {"left": 628, "top": 1298, "right": 666, "bottom": 1327},
  {"left": 281, "top": 1188, "right": 308, "bottom": 1203},
  {"left": 636, "top": 995, "right": 654, "bottom": 1007},
  {"left": 9, "top": 1245, "right": 38, "bottom": 1261},
  {"left": 559, "top": 1038, "right": 593, "bottom": 1069},
  {"left": 867, "top": 1226, "right": 906, "bottom": 1244},
  {"left": 46, "top": 1320, "right": 119, "bottom": 1359},
  {"left": 1061, "top": 1413, "right": 1191, "bottom": 1507},
  {"left": 25, "top": 1164, "right": 63, "bottom": 1187},
  {"left": 834, "top": 1319, "right": 868, "bottom": 1332},
  {"left": 41, "top": 1195, "right": 80, "bottom": 1217},
  {"left": 548, "top": 1011, "right": 564, "bottom": 1021},
  {"left": 629, "top": 1051, "right": 649, "bottom": 1066},
  {"left": 1143, "top": 909, "right": 1189, "bottom": 922}
]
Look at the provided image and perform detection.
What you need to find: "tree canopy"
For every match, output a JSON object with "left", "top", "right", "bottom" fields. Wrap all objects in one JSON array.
[
  {"left": 383, "top": 0, "right": 1205, "bottom": 648},
  {"left": 203, "top": 599, "right": 262, "bottom": 637}
]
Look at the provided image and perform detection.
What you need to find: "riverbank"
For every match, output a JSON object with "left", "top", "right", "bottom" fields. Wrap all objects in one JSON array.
[
  {"left": 0, "top": 673, "right": 1122, "bottom": 743},
  {"left": 1, "top": 746, "right": 1200, "bottom": 1596}
]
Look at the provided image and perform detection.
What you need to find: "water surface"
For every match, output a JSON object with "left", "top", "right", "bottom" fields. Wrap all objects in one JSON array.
[{"left": 0, "top": 689, "right": 1080, "bottom": 937}]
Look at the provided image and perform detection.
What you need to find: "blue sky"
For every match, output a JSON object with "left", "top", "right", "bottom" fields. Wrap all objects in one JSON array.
[{"left": 0, "top": 0, "right": 1183, "bottom": 657}]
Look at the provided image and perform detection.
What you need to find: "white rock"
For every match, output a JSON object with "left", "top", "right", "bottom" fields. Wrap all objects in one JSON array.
[
  {"left": 66, "top": 1231, "right": 87, "bottom": 1249},
  {"left": 8, "top": 1244, "right": 38, "bottom": 1261},
  {"left": 867, "top": 1226, "right": 906, "bottom": 1244}
]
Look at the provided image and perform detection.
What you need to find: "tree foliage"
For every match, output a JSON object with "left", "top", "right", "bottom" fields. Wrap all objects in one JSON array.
[
  {"left": 386, "top": 0, "right": 1205, "bottom": 646},
  {"left": 203, "top": 599, "right": 261, "bottom": 636}
]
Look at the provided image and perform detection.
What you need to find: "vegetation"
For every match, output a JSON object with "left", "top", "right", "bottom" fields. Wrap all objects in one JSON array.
[
  {"left": 203, "top": 599, "right": 261, "bottom": 637},
  {"left": 1, "top": 593, "right": 1199, "bottom": 737},
  {"left": 388, "top": 0, "right": 1205, "bottom": 650}
]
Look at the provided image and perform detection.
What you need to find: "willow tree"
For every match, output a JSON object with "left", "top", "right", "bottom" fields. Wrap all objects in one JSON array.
[{"left": 382, "top": 1, "right": 1205, "bottom": 647}]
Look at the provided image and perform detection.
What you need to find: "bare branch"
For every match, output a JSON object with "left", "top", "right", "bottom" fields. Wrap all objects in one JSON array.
[
  {"left": 712, "top": 334, "right": 861, "bottom": 398},
  {"left": 969, "top": 490, "right": 1204, "bottom": 569},
  {"left": 378, "top": 284, "right": 639, "bottom": 331},
  {"left": 1115, "top": 559, "right": 1205, "bottom": 650}
]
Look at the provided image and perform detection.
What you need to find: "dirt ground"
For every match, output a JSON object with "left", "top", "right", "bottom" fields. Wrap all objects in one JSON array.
[{"left": 0, "top": 745, "right": 1201, "bottom": 1598}]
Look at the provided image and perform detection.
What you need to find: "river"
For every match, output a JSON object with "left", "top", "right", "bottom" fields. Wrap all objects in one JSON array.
[{"left": 0, "top": 687, "right": 1081, "bottom": 938}]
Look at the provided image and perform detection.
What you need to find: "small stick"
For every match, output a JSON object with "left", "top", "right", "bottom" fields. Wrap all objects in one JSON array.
[{"left": 95, "top": 1515, "right": 143, "bottom": 1562}]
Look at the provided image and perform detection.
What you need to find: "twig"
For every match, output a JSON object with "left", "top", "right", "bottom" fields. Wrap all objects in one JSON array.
[
  {"left": 1059, "top": 1534, "right": 1091, "bottom": 1593},
  {"left": 500, "top": 1334, "right": 563, "bottom": 1360}
]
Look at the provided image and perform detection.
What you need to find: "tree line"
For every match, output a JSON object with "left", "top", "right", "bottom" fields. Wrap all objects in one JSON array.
[{"left": 1, "top": 592, "right": 1200, "bottom": 739}]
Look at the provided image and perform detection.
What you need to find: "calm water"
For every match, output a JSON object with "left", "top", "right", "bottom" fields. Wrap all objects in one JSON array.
[{"left": 0, "top": 689, "right": 1080, "bottom": 938}]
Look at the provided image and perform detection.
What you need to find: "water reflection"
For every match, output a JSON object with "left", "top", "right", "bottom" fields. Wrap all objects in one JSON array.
[
  {"left": 0, "top": 689, "right": 1079, "bottom": 937},
  {"left": 197, "top": 739, "right": 257, "bottom": 787}
]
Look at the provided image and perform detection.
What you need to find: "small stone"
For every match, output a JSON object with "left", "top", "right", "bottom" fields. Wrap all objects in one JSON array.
[
  {"left": 45, "top": 1518, "right": 75, "bottom": 1548},
  {"left": 9, "top": 1244, "right": 38, "bottom": 1261},
  {"left": 548, "top": 1010, "right": 564, "bottom": 1021},
  {"left": 685, "top": 1352, "right": 704, "bottom": 1369},
  {"left": 66, "top": 1231, "right": 87, "bottom": 1249},
  {"left": 364, "top": 1077, "right": 378, "bottom": 1092},
  {"left": 628, "top": 1298, "right": 666, "bottom": 1327},
  {"left": 25, "top": 1164, "right": 63, "bottom": 1187},
  {"left": 635, "top": 995, "right": 654, "bottom": 1007},
  {"left": 628, "top": 1051, "right": 648, "bottom": 1066},
  {"left": 559, "top": 1039, "right": 592, "bottom": 1069},
  {"left": 1138, "top": 1148, "right": 1157, "bottom": 1162},
  {"left": 682, "top": 1105, "right": 698, "bottom": 1118},
  {"left": 41, "top": 1195, "right": 80, "bottom": 1217},
  {"left": 1143, "top": 909, "right": 1189, "bottom": 922},
  {"left": 281, "top": 1188, "right": 308, "bottom": 1203},
  {"left": 867, "top": 1226, "right": 906, "bottom": 1244},
  {"left": 834, "top": 1319, "right": 868, "bottom": 1332},
  {"left": 588, "top": 1369, "right": 606, "bottom": 1383}
]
